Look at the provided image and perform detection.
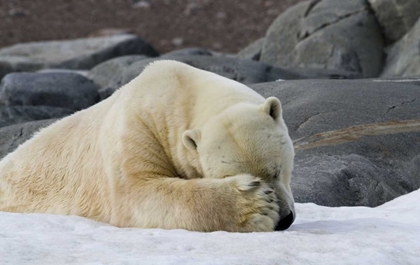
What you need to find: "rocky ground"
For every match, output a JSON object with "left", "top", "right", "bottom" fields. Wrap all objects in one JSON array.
[
  {"left": 0, "top": 0, "right": 419, "bottom": 207},
  {"left": 0, "top": 0, "right": 304, "bottom": 53}
]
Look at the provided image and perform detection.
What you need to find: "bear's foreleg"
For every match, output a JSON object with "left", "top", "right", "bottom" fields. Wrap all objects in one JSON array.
[{"left": 113, "top": 174, "right": 279, "bottom": 232}]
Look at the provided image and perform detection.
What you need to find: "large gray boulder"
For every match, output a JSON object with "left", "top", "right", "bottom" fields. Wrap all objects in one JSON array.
[
  {"left": 0, "top": 35, "right": 158, "bottom": 79},
  {"left": 367, "top": 0, "right": 420, "bottom": 43},
  {"left": 0, "top": 72, "right": 99, "bottom": 110},
  {"left": 117, "top": 56, "right": 303, "bottom": 86},
  {"left": 252, "top": 79, "right": 420, "bottom": 207},
  {"left": 0, "top": 106, "right": 73, "bottom": 128},
  {"left": 87, "top": 55, "right": 147, "bottom": 89},
  {"left": 0, "top": 119, "right": 56, "bottom": 160},
  {"left": 237, "top": 38, "right": 265, "bottom": 61},
  {"left": 381, "top": 18, "right": 420, "bottom": 77},
  {"left": 260, "top": 0, "right": 384, "bottom": 77}
]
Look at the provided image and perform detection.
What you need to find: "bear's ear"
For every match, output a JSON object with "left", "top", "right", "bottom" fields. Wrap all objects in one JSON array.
[
  {"left": 261, "top": 97, "right": 282, "bottom": 121},
  {"left": 182, "top": 129, "right": 201, "bottom": 151}
]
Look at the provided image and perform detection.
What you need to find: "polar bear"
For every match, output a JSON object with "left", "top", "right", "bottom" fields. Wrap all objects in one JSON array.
[{"left": 0, "top": 60, "right": 295, "bottom": 232}]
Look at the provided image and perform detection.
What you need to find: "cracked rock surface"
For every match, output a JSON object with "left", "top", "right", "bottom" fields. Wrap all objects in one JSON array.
[
  {"left": 252, "top": 79, "right": 420, "bottom": 207},
  {"left": 260, "top": 0, "right": 384, "bottom": 77}
]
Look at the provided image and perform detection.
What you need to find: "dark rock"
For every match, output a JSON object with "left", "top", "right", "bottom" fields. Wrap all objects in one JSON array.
[
  {"left": 87, "top": 55, "right": 147, "bottom": 89},
  {"left": 164, "top": 48, "right": 235, "bottom": 58},
  {"left": 367, "top": 0, "right": 420, "bottom": 43},
  {"left": 163, "top": 48, "right": 214, "bottom": 57},
  {"left": 0, "top": 119, "right": 56, "bottom": 160},
  {"left": 283, "top": 67, "right": 363, "bottom": 79},
  {"left": 0, "top": 62, "right": 13, "bottom": 81},
  {"left": 0, "top": 35, "right": 158, "bottom": 79},
  {"left": 251, "top": 79, "right": 420, "bottom": 207},
  {"left": 0, "top": 106, "right": 73, "bottom": 128},
  {"left": 120, "top": 56, "right": 302, "bottom": 85},
  {"left": 381, "top": 18, "right": 420, "bottom": 77},
  {"left": 260, "top": 0, "right": 384, "bottom": 77},
  {"left": 0, "top": 72, "right": 100, "bottom": 110},
  {"left": 98, "top": 87, "right": 117, "bottom": 101},
  {"left": 237, "top": 38, "right": 265, "bottom": 61}
]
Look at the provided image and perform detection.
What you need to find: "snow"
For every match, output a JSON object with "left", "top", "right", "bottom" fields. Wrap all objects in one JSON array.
[{"left": 1, "top": 190, "right": 420, "bottom": 265}]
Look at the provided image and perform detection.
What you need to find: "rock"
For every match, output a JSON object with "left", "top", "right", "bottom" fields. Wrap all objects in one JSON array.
[
  {"left": 260, "top": 0, "right": 384, "bottom": 77},
  {"left": 369, "top": 77, "right": 420, "bottom": 87},
  {"left": 367, "top": 0, "right": 420, "bottom": 43},
  {"left": 0, "top": 63, "right": 13, "bottom": 81},
  {"left": 132, "top": 1, "right": 151, "bottom": 9},
  {"left": 0, "top": 106, "right": 73, "bottom": 128},
  {"left": 87, "top": 55, "right": 147, "bottom": 89},
  {"left": 381, "top": 18, "right": 420, "bottom": 77},
  {"left": 163, "top": 48, "right": 235, "bottom": 58},
  {"left": 237, "top": 38, "right": 265, "bottom": 61},
  {"left": 260, "top": 1, "right": 311, "bottom": 69},
  {"left": 8, "top": 9, "right": 27, "bottom": 17},
  {"left": 120, "top": 56, "right": 302, "bottom": 85},
  {"left": 0, "top": 72, "right": 100, "bottom": 110},
  {"left": 0, "top": 119, "right": 56, "bottom": 160},
  {"left": 37, "top": 68, "right": 89, "bottom": 77},
  {"left": 184, "top": 2, "right": 202, "bottom": 16},
  {"left": 171, "top": 37, "right": 184, "bottom": 47},
  {"left": 90, "top": 54, "right": 361, "bottom": 91},
  {"left": 0, "top": 35, "right": 158, "bottom": 79},
  {"left": 251, "top": 79, "right": 420, "bottom": 207},
  {"left": 98, "top": 87, "right": 117, "bottom": 101},
  {"left": 90, "top": 53, "right": 367, "bottom": 92},
  {"left": 163, "top": 48, "right": 214, "bottom": 57},
  {"left": 283, "top": 67, "right": 363, "bottom": 80}
]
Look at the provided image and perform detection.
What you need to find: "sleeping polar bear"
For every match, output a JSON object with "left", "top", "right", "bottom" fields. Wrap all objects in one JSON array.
[{"left": 0, "top": 60, "right": 295, "bottom": 232}]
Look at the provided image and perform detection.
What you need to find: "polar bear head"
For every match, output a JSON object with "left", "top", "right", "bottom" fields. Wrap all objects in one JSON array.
[{"left": 182, "top": 97, "right": 295, "bottom": 230}]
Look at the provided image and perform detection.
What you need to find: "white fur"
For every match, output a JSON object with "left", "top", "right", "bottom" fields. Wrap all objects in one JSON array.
[{"left": 0, "top": 61, "right": 295, "bottom": 232}]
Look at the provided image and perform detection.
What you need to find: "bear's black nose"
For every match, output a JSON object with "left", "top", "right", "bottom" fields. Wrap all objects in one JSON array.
[{"left": 275, "top": 211, "right": 294, "bottom": 231}]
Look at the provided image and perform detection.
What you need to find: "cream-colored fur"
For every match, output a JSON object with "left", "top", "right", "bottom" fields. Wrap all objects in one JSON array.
[{"left": 0, "top": 61, "right": 295, "bottom": 232}]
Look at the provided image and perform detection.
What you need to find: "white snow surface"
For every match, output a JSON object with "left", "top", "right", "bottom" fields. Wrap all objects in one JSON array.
[{"left": 1, "top": 189, "right": 420, "bottom": 265}]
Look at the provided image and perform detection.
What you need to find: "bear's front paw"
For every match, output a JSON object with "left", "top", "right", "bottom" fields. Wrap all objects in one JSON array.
[{"left": 231, "top": 174, "right": 280, "bottom": 232}]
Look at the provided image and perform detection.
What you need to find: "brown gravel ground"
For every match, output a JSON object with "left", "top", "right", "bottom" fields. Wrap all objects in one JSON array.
[{"left": 0, "top": 0, "right": 304, "bottom": 54}]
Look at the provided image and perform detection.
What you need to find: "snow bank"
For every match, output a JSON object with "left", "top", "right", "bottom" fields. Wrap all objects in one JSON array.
[{"left": 1, "top": 189, "right": 419, "bottom": 265}]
